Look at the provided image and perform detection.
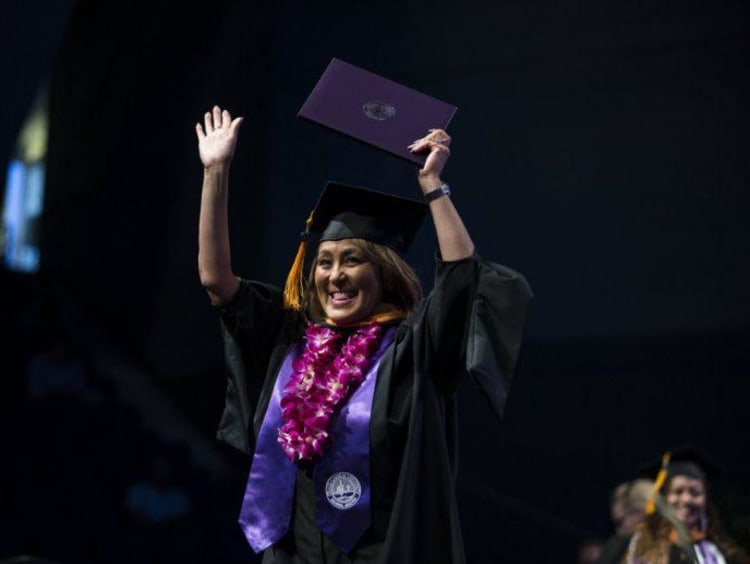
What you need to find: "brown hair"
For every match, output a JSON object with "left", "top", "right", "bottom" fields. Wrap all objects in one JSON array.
[
  {"left": 625, "top": 475, "right": 748, "bottom": 563},
  {"left": 303, "top": 239, "right": 422, "bottom": 323}
]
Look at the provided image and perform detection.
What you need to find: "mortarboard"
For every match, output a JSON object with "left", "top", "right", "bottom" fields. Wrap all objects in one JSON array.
[
  {"left": 638, "top": 444, "right": 722, "bottom": 515},
  {"left": 283, "top": 182, "right": 428, "bottom": 311},
  {"left": 638, "top": 444, "right": 722, "bottom": 484}
]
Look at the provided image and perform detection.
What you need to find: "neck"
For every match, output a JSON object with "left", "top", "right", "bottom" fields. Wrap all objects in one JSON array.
[{"left": 325, "top": 304, "right": 405, "bottom": 327}]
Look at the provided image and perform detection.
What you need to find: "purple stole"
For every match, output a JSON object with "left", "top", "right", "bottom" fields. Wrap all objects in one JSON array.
[
  {"left": 695, "top": 540, "right": 723, "bottom": 564},
  {"left": 238, "top": 327, "right": 396, "bottom": 554}
]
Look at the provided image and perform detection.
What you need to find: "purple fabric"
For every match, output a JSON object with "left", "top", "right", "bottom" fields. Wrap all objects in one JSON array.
[
  {"left": 695, "top": 540, "right": 721, "bottom": 564},
  {"left": 314, "top": 327, "right": 396, "bottom": 553},
  {"left": 238, "top": 343, "right": 302, "bottom": 553},
  {"left": 238, "top": 326, "right": 396, "bottom": 555},
  {"left": 298, "top": 58, "right": 457, "bottom": 165}
]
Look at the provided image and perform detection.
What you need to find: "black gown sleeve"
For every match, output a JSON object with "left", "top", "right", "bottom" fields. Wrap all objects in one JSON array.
[
  {"left": 215, "top": 279, "right": 286, "bottom": 454},
  {"left": 373, "top": 255, "right": 531, "bottom": 563},
  {"left": 420, "top": 253, "right": 533, "bottom": 410},
  {"left": 464, "top": 259, "right": 533, "bottom": 419}
]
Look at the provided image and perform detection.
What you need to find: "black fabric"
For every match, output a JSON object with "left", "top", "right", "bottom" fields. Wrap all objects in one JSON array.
[
  {"left": 262, "top": 468, "right": 382, "bottom": 564},
  {"left": 667, "top": 461, "right": 706, "bottom": 482},
  {"left": 309, "top": 182, "right": 428, "bottom": 253},
  {"left": 636, "top": 444, "right": 722, "bottom": 485},
  {"left": 216, "top": 254, "right": 532, "bottom": 563},
  {"left": 595, "top": 535, "right": 630, "bottom": 564}
]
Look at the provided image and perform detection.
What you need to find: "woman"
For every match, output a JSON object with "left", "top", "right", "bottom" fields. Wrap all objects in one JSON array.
[
  {"left": 597, "top": 478, "right": 654, "bottom": 563},
  {"left": 623, "top": 446, "right": 748, "bottom": 564},
  {"left": 196, "top": 105, "right": 532, "bottom": 563}
]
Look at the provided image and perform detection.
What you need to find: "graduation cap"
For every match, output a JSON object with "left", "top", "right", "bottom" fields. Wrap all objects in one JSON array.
[
  {"left": 283, "top": 182, "right": 428, "bottom": 311},
  {"left": 638, "top": 444, "right": 722, "bottom": 515}
]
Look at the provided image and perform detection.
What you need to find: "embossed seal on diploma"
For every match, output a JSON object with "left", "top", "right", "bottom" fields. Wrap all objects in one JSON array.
[{"left": 362, "top": 101, "right": 396, "bottom": 121}]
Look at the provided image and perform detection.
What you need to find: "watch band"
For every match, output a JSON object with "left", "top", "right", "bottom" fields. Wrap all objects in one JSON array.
[{"left": 423, "top": 183, "right": 451, "bottom": 202}]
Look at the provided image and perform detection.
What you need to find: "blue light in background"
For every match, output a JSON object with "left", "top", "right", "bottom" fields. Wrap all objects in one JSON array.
[{"left": 3, "top": 159, "right": 45, "bottom": 272}]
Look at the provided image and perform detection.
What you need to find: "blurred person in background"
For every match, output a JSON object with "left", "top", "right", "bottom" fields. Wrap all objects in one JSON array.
[
  {"left": 597, "top": 478, "right": 653, "bottom": 563},
  {"left": 621, "top": 445, "right": 748, "bottom": 564}
]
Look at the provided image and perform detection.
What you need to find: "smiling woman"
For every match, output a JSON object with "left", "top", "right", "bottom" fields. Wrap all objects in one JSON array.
[
  {"left": 195, "top": 105, "right": 533, "bottom": 563},
  {"left": 620, "top": 446, "right": 749, "bottom": 564},
  {"left": 313, "top": 240, "right": 384, "bottom": 326},
  {"left": 306, "top": 238, "right": 422, "bottom": 326},
  {"left": 667, "top": 475, "right": 707, "bottom": 531}
]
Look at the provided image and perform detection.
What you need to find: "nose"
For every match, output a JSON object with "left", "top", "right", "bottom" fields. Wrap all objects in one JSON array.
[
  {"left": 679, "top": 493, "right": 695, "bottom": 505},
  {"left": 330, "top": 262, "right": 346, "bottom": 283}
]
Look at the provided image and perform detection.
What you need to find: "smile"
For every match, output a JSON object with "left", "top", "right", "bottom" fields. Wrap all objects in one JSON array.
[{"left": 329, "top": 291, "right": 356, "bottom": 305}]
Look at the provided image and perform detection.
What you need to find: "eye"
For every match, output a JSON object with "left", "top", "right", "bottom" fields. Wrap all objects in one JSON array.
[
  {"left": 317, "top": 257, "right": 332, "bottom": 268},
  {"left": 344, "top": 255, "right": 364, "bottom": 265}
]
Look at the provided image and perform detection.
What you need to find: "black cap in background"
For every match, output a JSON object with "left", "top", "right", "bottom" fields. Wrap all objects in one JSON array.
[{"left": 637, "top": 444, "right": 722, "bottom": 487}]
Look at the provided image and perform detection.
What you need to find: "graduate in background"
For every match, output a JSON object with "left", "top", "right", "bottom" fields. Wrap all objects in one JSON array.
[
  {"left": 621, "top": 445, "right": 748, "bottom": 564},
  {"left": 597, "top": 478, "right": 653, "bottom": 563},
  {"left": 195, "top": 105, "right": 532, "bottom": 563}
]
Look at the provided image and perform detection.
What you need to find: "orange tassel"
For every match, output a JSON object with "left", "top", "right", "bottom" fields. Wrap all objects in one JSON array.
[
  {"left": 283, "top": 213, "right": 314, "bottom": 311},
  {"left": 645, "top": 451, "right": 671, "bottom": 515}
]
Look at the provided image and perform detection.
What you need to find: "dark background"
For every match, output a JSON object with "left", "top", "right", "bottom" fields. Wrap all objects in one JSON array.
[{"left": 2, "top": 1, "right": 749, "bottom": 562}]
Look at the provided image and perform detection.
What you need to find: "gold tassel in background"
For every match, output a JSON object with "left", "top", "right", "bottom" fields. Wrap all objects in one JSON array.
[{"left": 645, "top": 451, "right": 671, "bottom": 515}]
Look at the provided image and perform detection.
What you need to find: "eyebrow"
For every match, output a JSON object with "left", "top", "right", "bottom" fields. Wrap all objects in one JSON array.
[{"left": 317, "top": 245, "right": 362, "bottom": 258}]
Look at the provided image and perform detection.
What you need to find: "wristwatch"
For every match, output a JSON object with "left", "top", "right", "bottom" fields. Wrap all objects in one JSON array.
[{"left": 423, "top": 183, "right": 451, "bottom": 202}]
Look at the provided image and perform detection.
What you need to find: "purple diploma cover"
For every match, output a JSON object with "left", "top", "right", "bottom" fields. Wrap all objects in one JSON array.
[{"left": 298, "top": 58, "right": 457, "bottom": 165}]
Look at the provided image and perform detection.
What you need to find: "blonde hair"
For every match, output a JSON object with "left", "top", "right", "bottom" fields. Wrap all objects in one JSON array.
[
  {"left": 304, "top": 239, "right": 422, "bottom": 322},
  {"left": 626, "top": 479, "right": 653, "bottom": 512}
]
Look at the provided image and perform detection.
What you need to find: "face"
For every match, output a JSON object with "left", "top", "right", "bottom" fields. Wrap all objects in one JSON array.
[
  {"left": 666, "top": 475, "right": 706, "bottom": 529},
  {"left": 314, "top": 240, "right": 383, "bottom": 325}
]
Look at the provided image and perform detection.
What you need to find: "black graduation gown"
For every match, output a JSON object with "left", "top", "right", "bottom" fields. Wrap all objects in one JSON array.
[
  {"left": 215, "top": 254, "right": 532, "bottom": 563},
  {"left": 596, "top": 535, "right": 630, "bottom": 564}
]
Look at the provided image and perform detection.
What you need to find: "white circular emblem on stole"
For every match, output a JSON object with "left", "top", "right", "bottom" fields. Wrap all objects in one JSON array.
[{"left": 325, "top": 472, "right": 362, "bottom": 510}]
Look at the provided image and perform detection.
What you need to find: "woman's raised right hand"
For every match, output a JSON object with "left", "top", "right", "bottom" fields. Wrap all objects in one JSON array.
[{"left": 195, "top": 105, "right": 244, "bottom": 169}]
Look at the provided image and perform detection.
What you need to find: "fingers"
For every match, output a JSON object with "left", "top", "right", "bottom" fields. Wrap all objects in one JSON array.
[
  {"left": 222, "top": 108, "right": 232, "bottom": 128},
  {"left": 200, "top": 106, "right": 243, "bottom": 136},
  {"left": 229, "top": 116, "right": 244, "bottom": 134},
  {"left": 408, "top": 129, "right": 452, "bottom": 181},
  {"left": 408, "top": 129, "right": 451, "bottom": 154},
  {"left": 408, "top": 139, "right": 451, "bottom": 154},
  {"left": 212, "top": 105, "right": 222, "bottom": 130},
  {"left": 428, "top": 128, "right": 451, "bottom": 145},
  {"left": 204, "top": 111, "right": 214, "bottom": 134}
]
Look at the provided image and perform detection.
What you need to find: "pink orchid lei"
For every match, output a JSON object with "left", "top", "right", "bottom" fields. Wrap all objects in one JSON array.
[{"left": 277, "top": 321, "right": 383, "bottom": 463}]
